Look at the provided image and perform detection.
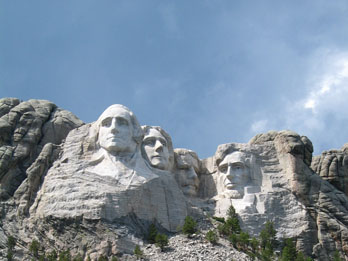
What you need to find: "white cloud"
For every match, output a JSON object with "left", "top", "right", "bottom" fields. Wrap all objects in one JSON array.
[
  {"left": 281, "top": 49, "right": 348, "bottom": 153},
  {"left": 246, "top": 49, "right": 348, "bottom": 154},
  {"left": 251, "top": 119, "right": 269, "bottom": 133},
  {"left": 302, "top": 52, "right": 348, "bottom": 114}
]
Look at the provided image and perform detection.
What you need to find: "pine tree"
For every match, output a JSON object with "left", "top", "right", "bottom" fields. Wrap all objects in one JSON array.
[
  {"left": 182, "top": 216, "right": 197, "bottom": 236},
  {"left": 281, "top": 238, "right": 297, "bottom": 261},
  {"left": 147, "top": 223, "right": 158, "bottom": 243},
  {"left": 333, "top": 250, "right": 342, "bottom": 261},
  {"left": 29, "top": 239, "right": 41, "bottom": 258},
  {"left": 134, "top": 245, "right": 144, "bottom": 259},
  {"left": 250, "top": 237, "right": 259, "bottom": 252},
  {"left": 155, "top": 233, "right": 169, "bottom": 251},
  {"left": 238, "top": 231, "right": 250, "bottom": 251},
  {"left": 7, "top": 235, "right": 16, "bottom": 261},
  {"left": 205, "top": 230, "right": 218, "bottom": 244},
  {"left": 46, "top": 250, "right": 58, "bottom": 261}
]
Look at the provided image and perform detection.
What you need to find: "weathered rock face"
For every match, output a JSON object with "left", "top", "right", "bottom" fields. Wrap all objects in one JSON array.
[
  {"left": 29, "top": 123, "right": 187, "bottom": 233},
  {"left": 0, "top": 98, "right": 83, "bottom": 199},
  {"left": 197, "top": 130, "right": 348, "bottom": 260},
  {"left": 311, "top": 145, "right": 348, "bottom": 195},
  {"left": 2, "top": 100, "right": 348, "bottom": 260}
]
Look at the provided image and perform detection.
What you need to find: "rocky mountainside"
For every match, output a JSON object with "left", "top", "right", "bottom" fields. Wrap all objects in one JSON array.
[{"left": 1, "top": 98, "right": 348, "bottom": 260}]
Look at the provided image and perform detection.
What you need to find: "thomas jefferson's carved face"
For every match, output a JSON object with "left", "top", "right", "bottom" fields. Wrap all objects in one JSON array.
[
  {"left": 217, "top": 151, "right": 251, "bottom": 198},
  {"left": 98, "top": 107, "right": 135, "bottom": 154},
  {"left": 142, "top": 128, "right": 170, "bottom": 170}
]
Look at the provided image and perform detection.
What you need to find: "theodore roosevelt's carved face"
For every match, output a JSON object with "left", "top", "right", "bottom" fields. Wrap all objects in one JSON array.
[
  {"left": 98, "top": 106, "right": 136, "bottom": 155},
  {"left": 217, "top": 151, "right": 251, "bottom": 198},
  {"left": 174, "top": 151, "right": 200, "bottom": 197},
  {"left": 142, "top": 128, "right": 170, "bottom": 170}
]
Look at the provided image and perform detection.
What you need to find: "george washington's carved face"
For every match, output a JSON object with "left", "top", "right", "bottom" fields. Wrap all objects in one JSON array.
[
  {"left": 98, "top": 106, "right": 136, "bottom": 154},
  {"left": 217, "top": 151, "right": 251, "bottom": 198}
]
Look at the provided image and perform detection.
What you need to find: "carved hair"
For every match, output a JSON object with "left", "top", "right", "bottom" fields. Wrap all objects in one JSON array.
[
  {"left": 174, "top": 148, "right": 201, "bottom": 172},
  {"left": 88, "top": 104, "right": 143, "bottom": 152},
  {"left": 214, "top": 144, "right": 252, "bottom": 168}
]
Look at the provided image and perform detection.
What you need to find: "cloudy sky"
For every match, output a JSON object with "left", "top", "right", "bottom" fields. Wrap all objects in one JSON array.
[{"left": 1, "top": 1, "right": 348, "bottom": 158}]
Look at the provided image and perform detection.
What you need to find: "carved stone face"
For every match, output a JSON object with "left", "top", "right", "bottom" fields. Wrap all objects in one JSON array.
[
  {"left": 175, "top": 152, "right": 199, "bottom": 197},
  {"left": 142, "top": 128, "right": 170, "bottom": 170},
  {"left": 98, "top": 106, "right": 136, "bottom": 154},
  {"left": 217, "top": 151, "right": 251, "bottom": 198}
]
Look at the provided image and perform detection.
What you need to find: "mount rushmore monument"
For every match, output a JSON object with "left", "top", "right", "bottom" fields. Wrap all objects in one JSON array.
[{"left": 1, "top": 98, "right": 348, "bottom": 260}]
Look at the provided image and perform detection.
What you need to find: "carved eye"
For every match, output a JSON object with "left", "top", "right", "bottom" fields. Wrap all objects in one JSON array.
[
  {"left": 219, "top": 164, "right": 228, "bottom": 173},
  {"left": 232, "top": 163, "right": 244, "bottom": 171},
  {"left": 117, "top": 117, "right": 129, "bottom": 126},
  {"left": 159, "top": 138, "right": 167, "bottom": 147},
  {"left": 101, "top": 117, "right": 112, "bottom": 127},
  {"left": 144, "top": 138, "right": 156, "bottom": 146}
]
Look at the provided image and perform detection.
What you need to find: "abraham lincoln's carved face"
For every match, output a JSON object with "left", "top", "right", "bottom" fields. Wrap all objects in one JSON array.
[{"left": 217, "top": 151, "right": 251, "bottom": 198}]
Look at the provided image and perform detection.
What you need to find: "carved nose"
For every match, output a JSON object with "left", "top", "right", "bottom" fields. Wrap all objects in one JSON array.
[
  {"left": 226, "top": 165, "right": 233, "bottom": 175},
  {"left": 110, "top": 119, "right": 118, "bottom": 134},
  {"left": 187, "top": 168, "right": 198, "bottom": 179},
  {"left": 155, "top": 140, "right": 163, "bottom": 152}
]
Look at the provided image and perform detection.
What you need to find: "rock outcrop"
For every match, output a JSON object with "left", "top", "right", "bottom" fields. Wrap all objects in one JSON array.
[
  {"left": 30, "top": 123, "right": 187, "bottom": 233},
  {"left": 2, "top": 99, "right": 348, "bottom": 260},
  {"left": 0, "top": 98, "right": 83, "bottom": 199},
  {"left": 311, "top": 145, "right": 348, "bottom": 195}
]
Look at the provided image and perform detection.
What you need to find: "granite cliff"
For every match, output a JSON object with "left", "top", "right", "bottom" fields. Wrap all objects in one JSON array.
[{"left": 1, "top": 98, "right": 348, "bottom": 260}]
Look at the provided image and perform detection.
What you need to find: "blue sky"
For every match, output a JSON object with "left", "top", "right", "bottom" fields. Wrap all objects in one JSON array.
[{"left": 2, "top": 1, "right": 348, "bottom": 158}]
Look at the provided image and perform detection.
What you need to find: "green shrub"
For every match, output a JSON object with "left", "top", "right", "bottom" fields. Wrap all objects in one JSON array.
[
  {"left": 7, "top": 236, "right": 16, "bottom": 249},
  {"left": 250, "top": 237, "right": 259, "bottom": 252},
  {"left": 217, "top": 223, "right": 229, "bottom": 236},
  {"left": 228, "top": 233, "right": 238, "bottom": 247},
  {"left": 238, "top": 231, "right": 250, "bottom": 250},
  {"left": 29, "top": 239, "right": 41, "bottom": 258},
  {"left": 280, "top": 238, "right": 297, "bottom": 261},
  {"left": 227, "top": 205, "right": 237, "bottom": 219},
  {"left": 111, "top": 256, "right": 119, "bottom": 261},
  {"left": 218, "top": 216, "right": 241, "bottom": 237},
  {"left": 295, "top": 251, "right": 313, "bottom": 261},
  {"left": 216, "top": 205, "right": 241, "bottom": 237},
  {"left": 226, "top": 216, "right": 241, "bottom": 234},
  {"left": 212, "top": 216, "right": 225, "bottom": 223},
  {"left": 147, "top": 223, "right": 158, "bottom": 243},
  {"left": 98, "top": 255, "right": 108, "bottom": 261},
  {"left": 7, "top": 250, "right": 14, "bottom": 261},
  {"left": 7, "top": 235, "right": 16, "bottom": 261},
  {"left": 333, "top": 250, "right": 342, "bottom": 261},
  {"left": 155, "top": 233, "right": 169, "bottom": 251},
  {"left": 261, "top": 244, "right": 274, "bottom": 261},
  {"left": 182, "top": 216, "right": 197, "bottom": 236},
  {"left": 134, "top": 245, "right": 144, "bottom": 259},
  {"left": 260, "top": 221, "right": 277, "bottom": 253},
  {"left": 46, "top": 250, "right": 58, "bottom": 261},
  {"left": 205, "top": 230, "right": 218, "bottom": 245},
  {"left": 73, "top": 254, "right": 84, "bottom": 261},
  {"left": 58, "top": 250, "right": 71, "bottom": 261}
]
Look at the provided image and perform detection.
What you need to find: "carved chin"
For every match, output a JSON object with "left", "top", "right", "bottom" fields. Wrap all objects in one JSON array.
[
  {"left": 150, "top": 158, "right": 168, "bottom": 170},
  {"left": 102, "top": 141, "right": 135, "bottom": 153},
  {"left": 182, "top": 185, "right": 197, "bottom": 197},
  {"left": 225, "top": 190, "right": 243, "bottom": 199}
]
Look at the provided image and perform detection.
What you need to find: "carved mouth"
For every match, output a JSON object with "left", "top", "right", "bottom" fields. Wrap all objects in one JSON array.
[
  {"left": 151, "top": 155, "right": 163, "bottom": 159},
  {"left": 225, "top": 182, "right": 236, "bottom": 189},
  {"left": 183, "top": 183, "right": 197, "bottom": 190},
  {"left": 107, "top": 136, "right": 121, "bottom": 141}
]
